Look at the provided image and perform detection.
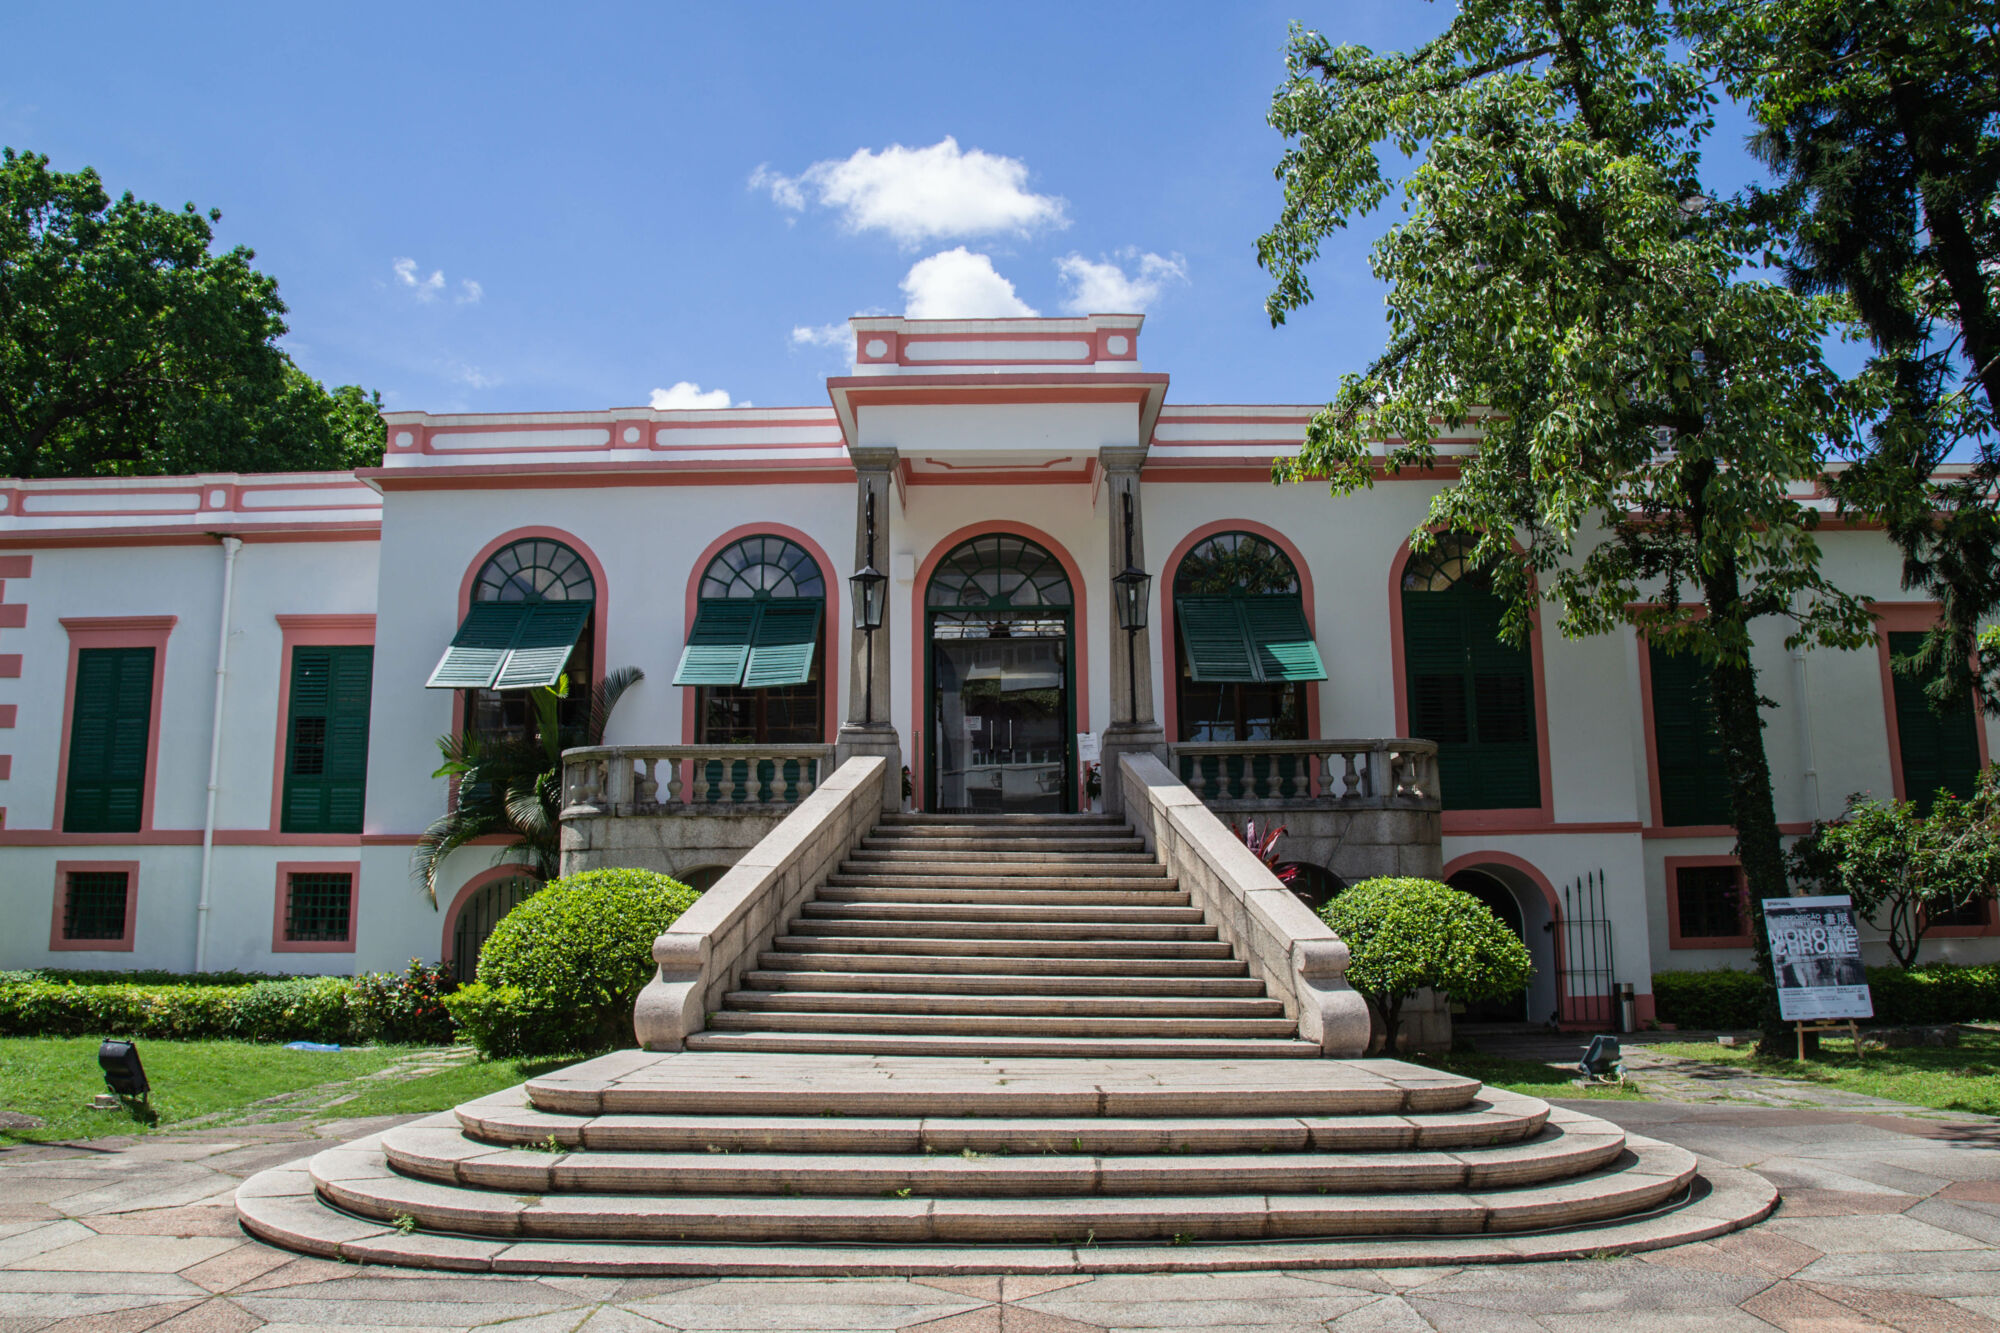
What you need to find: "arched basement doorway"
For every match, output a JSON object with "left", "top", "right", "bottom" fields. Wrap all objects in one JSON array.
[
  {"left": 1444, "top": 857, "right": 1559, "bottom": 1024},
  {"left": 443, "top": 870, "right": 542, "bottom": 984},
  {"left": 924, "top": 533, "right": 1075, "bottom": 814}
]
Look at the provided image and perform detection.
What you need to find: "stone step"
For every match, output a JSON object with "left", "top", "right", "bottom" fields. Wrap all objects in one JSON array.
[
  {"left": 880, "top": 813, "right": 1127, "bottom": 826},
  {"left": 860, "top": 836, "right": 1148, "bottom": 854},
  {"left": 452, "top": 1087, "right": 1553, "bottom": 1155},
  {"left": 823, "top": 874, "right": 1181, "bottom": 892},
  {"left": 784, "top": 918, "right": 1218, "bottom": 942},
  {"left": 723, "top": 991, "right": 1286, "bottom": 1019},
  {"left": 766, "top": 936, "right": 1236, "bottom": 959},
  {"left": 741, "top": 969, "right": 1268, "bottom": 997},
  {"left": 837, "top": 860, "right": 1171, "bottom": 878},
  {"left": 380, "top": 1120, "right": 1622, "bottom": 1199},
  {"left": 680, "top": 1031, "right": 1322, "bottom": 1058},
  {"left": 866, "top": 828, "right": 1134, "bottom": 843},
  {"left": 310, "top": 1126, "right": 1694, "bottom": 1244},
  {"left": 801, "top": 903, "right": 1206, "bottom": 925},
  {"left": 756, "top": 951, "right": 1250, "bottom": 977},
  {"left": 702, "top": 1010, "right": 1301, "bottom": 1038},
  {"left": 847, "top": 848, "right": 1159, "bottom": 864},
  {"left": 813, "top": 885, "right": 1194, "bottom": 907}
]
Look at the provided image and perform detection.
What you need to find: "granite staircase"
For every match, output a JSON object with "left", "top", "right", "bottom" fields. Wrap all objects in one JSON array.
[{"left": 236, "top": 813, "right": 1775, "bottom": 1273}]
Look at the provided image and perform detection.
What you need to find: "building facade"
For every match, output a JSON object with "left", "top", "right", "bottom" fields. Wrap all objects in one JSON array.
[{"left": 2, "top": 315, "right": 1993, "bottom": 1024}]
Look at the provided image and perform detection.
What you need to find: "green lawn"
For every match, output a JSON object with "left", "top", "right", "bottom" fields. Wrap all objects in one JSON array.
[
  {"left": 1411, "top": 1049, "right": 1647, "bottom": 1101},
  {"left": 315, "top": 1054, "right": 577, "bottom": 1120},
  {"left": 1646, "top": 1033, "right": 2000, "bottom": 1116},
  {"left": 0, "top": 1037, "right": 403, "bottom": 1142}
]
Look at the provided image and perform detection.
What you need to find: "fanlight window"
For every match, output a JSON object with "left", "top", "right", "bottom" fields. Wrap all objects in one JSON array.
[
  {"left": 1173, "top": 532, "right": 1299, "bottom": 597},
  {"left": 700, "top": 536, "right": 825, "bottom": 601},
  {"left": 472, "top": 539, "right": 596, "bottom": 603},
  {"left": 926, "top": 535, "right": 1073, "bottom": 609},
  {"left": 1400, "top": 537, "right": 1484, "bottom": 593}
]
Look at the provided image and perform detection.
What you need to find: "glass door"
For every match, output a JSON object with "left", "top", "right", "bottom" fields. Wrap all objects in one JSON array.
[{"left": 930, "top": 612, "right": 1073, "bottom": 813}]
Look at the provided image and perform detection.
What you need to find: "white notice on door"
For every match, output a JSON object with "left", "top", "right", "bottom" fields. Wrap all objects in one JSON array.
[{"left": 1076, "top": 732, "right": 1100, "bottom": 763}]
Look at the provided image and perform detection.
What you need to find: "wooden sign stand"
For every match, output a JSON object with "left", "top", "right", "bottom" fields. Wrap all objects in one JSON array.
[{"left": 1795, "top": 1019, "right": 1862, "bottom": 1062}]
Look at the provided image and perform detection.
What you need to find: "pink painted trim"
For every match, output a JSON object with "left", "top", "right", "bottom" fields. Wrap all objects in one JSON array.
[
  {"left": 1385, "top": 535, "right": 1556, "bottom": 832},
  {"left": 903, "top": 469, "right": 1096, "bottom": 487},
  {"left": 1871, "top": 602, "right": 1993, "bottom": 803},
  {"left": 451, "top": 528, "right": 611, "bottom": 750},
  {"left": 0, "top": 604, "right": 26, "bottom": 629},
  {"left": 269, "top": 615, "right": 378, "bottom": 832},
  {"left": 50, "top": 860, "right": 139, "bottom": 952},
  {"left": 907, "top": 522, "right": 1091, "bottom": 811},
  {"left": 0, "top": 829, "right": 372, "bottom": 847},
  {"left": 677, "top": 523, "right": 842, "bottom": 749},
  {"left": 0, "top": 556, "right": 32, "bottom": 578},
  {"left": 1663, "top": 854, "right": 1754, "bottom": 949},
  {"left": 1643, "top": 822, "right": 1813, "bottom": 840},
  {"left": 0, "top": 524, "right": 381, "bottom": 551},
  {"left": 271, "top": 860, "right": 361, "bottom": 953},
  {"left": 440, "top": 864, "right": 545, "bottom": 974},
  {"left": 0, "top": 705, "right": 16, "bottom": 727},
  {"left": 53, "top": 617, "right": 176, "bottom": 834},
  {"left": 0, "top": 655, "right": 19, "bottom": 678},
  {"left": 1156, "top": 520, "right": 1322, "bottom": 751},
  {"left": 363, "top": 464, "right": 855, "bottom": 492}
]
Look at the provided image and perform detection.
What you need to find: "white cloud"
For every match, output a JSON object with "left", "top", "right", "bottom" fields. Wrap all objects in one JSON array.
[
  {"left": 901, "top": 248, "right": 1038, "bottom": 319},
  {"left": 650, "top": 381, "right": 733, "bottom": 410},
  {"left": 449, "top": 362, "right": 498, "bottom": 389},
  {"left": 791, "top": 323, "right": 850, "bottom": 350},
  {"left": 456, "top": 278, "right": 483, "bottom": 304},
  {"left": 392, "top": 257, "right": 444, "bottom": 301},
  {"left": 752, "top": 137, "right": 1067, "bottom": 247},
  {"left": 1055, "top": 250, "right": 1188, "bottom": 314}
]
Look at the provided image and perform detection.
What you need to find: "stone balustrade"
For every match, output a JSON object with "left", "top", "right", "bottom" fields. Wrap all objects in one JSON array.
[
  {"left": 1169, "top": 738, "right": 1441, "bottom": 809},
  {"left": 561, "top": 744, "right": 838, "bottom": 817}
]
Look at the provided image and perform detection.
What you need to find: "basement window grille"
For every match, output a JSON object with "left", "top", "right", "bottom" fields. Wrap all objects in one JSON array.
[
  {"left": 63, "top": 871, "right": 130, "bottom": 941},
  {"left": 285, "top": 872, "right": 353, "bottom": 943}
]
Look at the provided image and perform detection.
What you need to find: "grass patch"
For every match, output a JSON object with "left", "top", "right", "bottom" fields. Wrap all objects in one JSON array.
[
  {"left": 316, "top": 1053, "right": 580, "bottom": 1120},
  {"left": 1646, "top": 1032, "right": 2000, "bottom": 1116},
  {"left": 0, "top": 1037, "right": 402, "bottom": 1142},
  {"left": 1410, "top": 1049, "right": 1647, "bottom": 1101}
]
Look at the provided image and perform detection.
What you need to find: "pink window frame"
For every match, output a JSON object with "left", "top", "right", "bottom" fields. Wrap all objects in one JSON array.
[
  {"left": 1663, "top": 854, "right": 1754, "bottom": 949},
  {"left": 49, "top": 859, "right": 140, "bottom": 952},
  {"left": 271, "top": 860, "right": 362, "bottom": 953},
  {"left": 268, "top": 615, "right": 377, "bottom": 837},
  {"left": 53, "top": 616, "right": 176, "bottom": 836},
  {"left": 678, "top": 523, "right": 843, "bottom": 746}
]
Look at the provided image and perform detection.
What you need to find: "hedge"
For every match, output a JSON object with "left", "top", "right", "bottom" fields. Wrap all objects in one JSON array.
[
  {"left": 1654, "top": 963, "right": 2000, "bottom": 1030},
  {"left": 0, "top": 960, "right": 456, "bottom": 1045}
]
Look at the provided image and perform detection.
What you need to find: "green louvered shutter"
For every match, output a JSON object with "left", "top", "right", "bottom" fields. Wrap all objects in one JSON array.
[
  {"left": 64, "top": 647, "right": 155, "bottom": 833},
  {"left": 284, "top": 645, "right": 373, "bottom": 833},
  {"left": 1463, "top": 589, "right": 1540, "bottom": 809},
  {"left": 1177, "top": 597, "right": 1258, "bottom": 682},
  {"left": 1889, "top": 631, "right": 1983, "bottom": 812},
  {"left": 493, "top": 601, "right": 591, "bottom": 690},
  {"left": 426, "top": 602, "right": 528, "bottom": 689},
  {"left": 673, "top": 599, "right": 760, "bottom": 686},
  {"left": 743, "top": 599, "right": 823, "bottom": 689},
  {"left": 1649, "top": 644, "right": 1732, "bottom": 826},
  {"left": 1242, "top": 595, "right": 1327, "bottom": 682}
]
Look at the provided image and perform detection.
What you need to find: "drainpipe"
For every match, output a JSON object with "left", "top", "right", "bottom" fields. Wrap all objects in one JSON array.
[{"left": 194, "top": 535, "right": 243, "bottom": 973}]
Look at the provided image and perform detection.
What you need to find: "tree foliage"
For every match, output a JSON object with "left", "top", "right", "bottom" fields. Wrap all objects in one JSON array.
[
  {"left": 1319, "top": 877, "right": 1534, "bottom": 1052},
  {"left": 1258, "top": 2, "right": 1880, "bottom": 997},
  {"left": 0, "top": 148, "right": 381, "bottom": 478},
  {"left": 1788, "top": 768, "right": 2000, "bottom": 967}
]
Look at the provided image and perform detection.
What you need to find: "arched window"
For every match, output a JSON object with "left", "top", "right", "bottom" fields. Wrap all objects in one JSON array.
[
  {"left": 427, "top": 537, "right": 597, "bottom": 741},
  {"left": 1172, "top": 532, "right": 1323, "bottom": 744},
  {"left": 674, "top": 536, "right": 826, "bottom": 746},
  {"left": 1400, "top": 536, "right": 1539, "bottom": 809},
  {"left": 927, "top": 534, "right": 1073, "bottom": 611}
]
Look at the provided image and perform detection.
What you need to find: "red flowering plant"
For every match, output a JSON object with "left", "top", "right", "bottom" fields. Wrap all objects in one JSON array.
[{"left": 1239, "top": 818, "right": 1300, "bottom": 888}]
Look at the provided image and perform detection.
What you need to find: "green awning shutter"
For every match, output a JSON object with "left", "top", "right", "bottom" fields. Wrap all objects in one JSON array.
[
  {"left": 283, "top": 644, "right": 373, "bottom": 833},
  {"left": 493, "top": 601, "right": 592, "bottom": 690},
  {"left": 1242, "top": 595, "right": 1327, "bottom": 682},
  {"left": 1890, "top": 631, "right": 1983, "bottom": 812},
  {"left": 1177, "top": 597, "right": 1258, "bottom": 681},
  {"left": 673, "top": 599, "right": 761, "bottom": 686},
  {"left": 426, "top": 603, "right": 528, "bottom": 689},
  {"left": 743, "top": 598, "right": 824, "bottom": 689},
  {"left": 64, "top": 647, "right": 154, "bottom": 833}
]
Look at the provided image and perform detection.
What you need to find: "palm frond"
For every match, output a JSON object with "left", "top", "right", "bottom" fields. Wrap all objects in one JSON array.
[{"left": 586, "top": 666, "right": 645, "bottom": 745}]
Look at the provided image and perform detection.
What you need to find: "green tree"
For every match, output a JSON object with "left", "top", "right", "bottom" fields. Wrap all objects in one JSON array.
[
  {"left": 1319, "top": 878, "right": 1533, "bottom": 1052},
  {"left": 1682, "top": 2, "right": 2000, "bottom": 714},
  {"left": 0, "top": 148, "right": 381, "bottom": 477},
  {"left": 1788, "top": 768, "right": 2000, "bottom": 967},
  {"left": 1259, "top": 2, "right": 1878, "bottom": 1013},
  {"left": 412, "top": 668, "right": 643, "bottom": 903}
]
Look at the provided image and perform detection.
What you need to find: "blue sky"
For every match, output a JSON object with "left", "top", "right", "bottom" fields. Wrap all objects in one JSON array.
[{"left": 4, "top": 2, "right": 1776, "bottom": 416}]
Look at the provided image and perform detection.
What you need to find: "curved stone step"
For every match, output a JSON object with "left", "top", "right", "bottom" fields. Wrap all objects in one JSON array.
[
  {"left": 722, "top": 991, "right": 1286, "bottom": 1019},
  {"left": 380, "top": 1120, "right": 1621, "bottom": 1199},
  {"left": 823, "top": 874, "right": 1182, "bottom": 892},
  {"left": 785, "top": 919, "right": 1217, "bottom": 941},
  {"left": 740, "top": 969, "right": 1267, "bottom": 996},
  {"left": 767, "top": 936, "right": 1235, "bottom": 958},
  {"left": 879, "top": 813, "right": 1127, "bottom": 826},
  {"left": 801, "top": 902, "right": 1205, "bottom": 924},
  {"left": 838, "top": 859, "right": 1171, "bottom": 878},
  {"left": 757, "top": 951, "right": 1250, "bottom": 976},
  {"left": 847, "top": 848, "right": 1159, "bottom": 864}
]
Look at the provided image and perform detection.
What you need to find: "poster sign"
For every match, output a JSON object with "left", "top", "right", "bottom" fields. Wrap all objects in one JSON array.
[
  {"left": 1076, "top": 732, "right": 1101, "bottom": 763},
  {"left": 1763, "top": 895, "right": 1873, "bottom": 1022}
]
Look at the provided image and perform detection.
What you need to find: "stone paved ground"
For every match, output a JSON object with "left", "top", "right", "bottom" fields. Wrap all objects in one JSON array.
[{"left": 8, "top": 1094, "right": 2000, "bottom": 1332}]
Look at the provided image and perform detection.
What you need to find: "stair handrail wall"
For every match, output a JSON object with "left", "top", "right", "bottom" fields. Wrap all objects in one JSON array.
[
  {"left": 1118, "top": 752, "right": 1373, "bottom": 1057},
  {"left": 632, "top": 755, "right": 888, "bottom": 1050}
]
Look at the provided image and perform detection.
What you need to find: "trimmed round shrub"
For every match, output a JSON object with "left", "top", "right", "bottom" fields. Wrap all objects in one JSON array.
[
  {"left": 1319, "top": 877, "right": 1534, "bottom": 1052},
  {"left": 453, "top": 868, "right": 700, "bottom": 1056}
]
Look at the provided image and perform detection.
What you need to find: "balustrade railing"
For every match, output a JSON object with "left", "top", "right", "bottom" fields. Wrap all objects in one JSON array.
[
  {"left": 1167, "top": 738, "right": 1441, "bottom": 809},
  {"left": 561, "top": 744, "right": 837, "bottom": 816}
]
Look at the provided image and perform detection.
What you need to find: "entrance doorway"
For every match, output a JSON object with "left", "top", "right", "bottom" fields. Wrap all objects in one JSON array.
[
  {"left": 924, "top": 534, "right": 1076, "bottom": 814},
  {"left": 1448, "top": 868, "right": 1530, "bottom": 1022}
]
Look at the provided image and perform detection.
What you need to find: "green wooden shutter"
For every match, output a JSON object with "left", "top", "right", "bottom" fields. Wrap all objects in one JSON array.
[
  {"left": 1402, "top": 587, "right": 1540, "bottom": 811},
  {"left": 1890, "top": 631, "right": 1983, "bottom": 812},
  {"left": 1649, "top": 644, "right": 1732, "bottom": 825},
  {"left": 426, "top": 602, "right": 529, "bottom": 689},
  {"left": 743, "top": 598, "right": 823, "bottom": 689},
  {"left": 673, "top": 599, "right": 760, "bottom": 686},
  {"left": 493, "top": 601, "right": 591, "bottom": 690},
  {"left": 283, "top": 645, "right": 373, "bottom": 834},
  {"left": 64, "top": 647, "right": 155, "bottom": 833},
  {"left": 1242, "top": 595, "right": 1328, "bottom": 682},
  {"left": 1176, "top": 597, "right": 1258, "bottom": 682}
]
